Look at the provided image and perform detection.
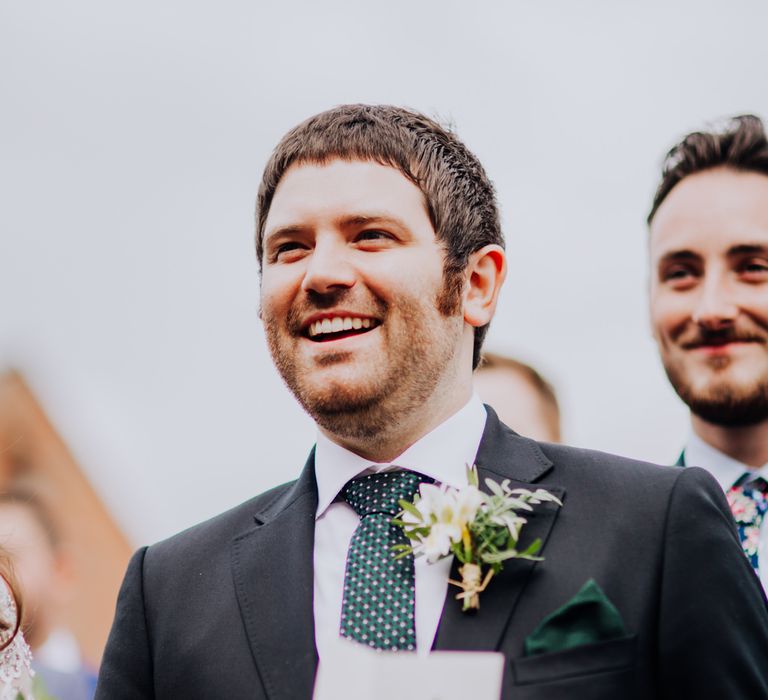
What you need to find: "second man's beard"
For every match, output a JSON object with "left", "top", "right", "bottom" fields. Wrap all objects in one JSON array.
[{"left": 665, "top": 365, "right": 768, "bottom": 427}]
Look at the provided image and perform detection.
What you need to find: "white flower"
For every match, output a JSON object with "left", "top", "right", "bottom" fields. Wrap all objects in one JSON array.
[
  {"left": 413, "top": 522, "right": 461, "bottom": 563},
  {"left": 415, "top": 483, "right": 452, "bottom": 520},
  {"left": 415, "top": 482, "right": 485, "bottom": 530},
  {"left": 404, "top": 483, "right": 481, "bottom": 562},
  {"left": 453, "top": 485, "right": 485, "bottom": 527}
]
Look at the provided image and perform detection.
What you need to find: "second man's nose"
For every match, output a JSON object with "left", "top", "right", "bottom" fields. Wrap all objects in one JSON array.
[{"left": 691, "top": 276, "right": 738, "bottom": 330}]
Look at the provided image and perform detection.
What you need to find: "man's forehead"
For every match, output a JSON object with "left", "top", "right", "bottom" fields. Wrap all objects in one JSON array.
[
  {"left": 650, "top": 168, "right": 768, "bottom": 261},
  {"left": 264, "top": 158, "right": 431, "bottom": 235},
  {"left": 272, "top": 158, "right": 418, "bottom": 196}
]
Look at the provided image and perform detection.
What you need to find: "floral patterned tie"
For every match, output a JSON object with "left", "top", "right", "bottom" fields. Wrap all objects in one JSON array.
[
  {"left": 726, "top": 476, "right": 768, "bottom": 572},
  {"left": 340, "top": 471, "right": 431, "bottom": 651}
]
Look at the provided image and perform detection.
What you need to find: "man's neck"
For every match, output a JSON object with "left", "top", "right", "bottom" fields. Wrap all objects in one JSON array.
[
  {"left": 320, "top": 383, "right": 474, "bottom": 463},
  {"left": 691, "top": 415, "right": 768, "bottom": 468}
]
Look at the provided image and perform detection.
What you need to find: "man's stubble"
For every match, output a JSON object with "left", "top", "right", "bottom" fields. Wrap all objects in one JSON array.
[{"left": 264, "top": 274, "right": 466, "bottom": 443}]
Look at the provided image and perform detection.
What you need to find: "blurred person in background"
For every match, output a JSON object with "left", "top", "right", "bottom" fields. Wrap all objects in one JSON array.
[
  {"left": 648, "top": 114, "right": 768, "bottom": 591},
  {"left": 0, "top": 556, "right": 34, "bottom": 699},
  {"left": 474, "top": 353, "right": 561, "bottom": 443},
  {"left": 0, "top": 490, "right": 96, "bottom": 699}
]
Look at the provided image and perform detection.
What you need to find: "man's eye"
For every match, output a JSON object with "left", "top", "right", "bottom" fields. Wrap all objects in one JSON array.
[
  {"left": 275, "top": 242, "right": 306, "bottom": 258},
  {"left": 740, "top": 258, "right": 768, "bottom": 279},
  {"left": 662, "top": 266, "right": 696, "bottom": 283},
  {"left": 355, "top": 230, "right": 392, "bottom": 242},
  {"left": 266, "top": 241, "right": 309, "bottom": 263}
]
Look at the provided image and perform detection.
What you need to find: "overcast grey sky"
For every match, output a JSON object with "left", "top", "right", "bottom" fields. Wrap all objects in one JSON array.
[{"left": 3, "top": 0, "right": 767, "bottom": 543}]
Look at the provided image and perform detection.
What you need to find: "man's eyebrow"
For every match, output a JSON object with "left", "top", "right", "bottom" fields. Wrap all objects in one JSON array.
[
  {"left": 657, "top": 249, "right": 701, "bottom": 264},
  {"left": 337, "top": 214, "right": 408, "bottom": 229},
  {"left": 727, "top": 243, "right": 768, "bottom": 256},
  {"left": 263, "top": 224, "right": 305, "bottom": 242}
]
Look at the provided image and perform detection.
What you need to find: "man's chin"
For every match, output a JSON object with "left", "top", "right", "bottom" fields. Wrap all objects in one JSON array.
[
  {"left": 683, "top": 383, "right": 768, "bottom": 427},
  {"left": 304, "top": 392, "right": 391, "bottom": 442},
  {"left": 303, "top": 389, "right": 379, "bottom": 415},
  {"left": 690, "top": 402, "right": 768, "bottom": 427},
  {"left": 664, "top": 361, "right": 768, "bottom": 425},
  {"left": 294, "top": 380, "right": 383, "bottom": 417}
]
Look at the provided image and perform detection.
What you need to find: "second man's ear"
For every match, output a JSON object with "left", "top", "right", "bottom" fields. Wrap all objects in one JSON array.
[{"left": 462, "top": 244, "right": 507, "bottom": 328}]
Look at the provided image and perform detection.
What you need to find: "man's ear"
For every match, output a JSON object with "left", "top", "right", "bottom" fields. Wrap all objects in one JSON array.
[{"left": 463, "top": 244, "right": 507, "bottom": 327}]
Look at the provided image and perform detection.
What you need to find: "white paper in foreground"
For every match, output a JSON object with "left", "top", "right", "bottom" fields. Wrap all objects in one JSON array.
[{"left": 313, "top": 639, "right": 504, "bottom": 700}]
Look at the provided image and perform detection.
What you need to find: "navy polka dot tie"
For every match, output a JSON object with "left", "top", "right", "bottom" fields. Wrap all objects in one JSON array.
[{"left": 339, "top": 471, "right": 431, "bottom": 651}]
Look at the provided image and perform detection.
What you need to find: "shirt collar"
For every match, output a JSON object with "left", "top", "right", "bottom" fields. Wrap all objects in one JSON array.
[
  {"left": 314, "top": 394, "right": 488, "bottom": 519},
  {"left": 685, "top": 431, "right": 768, "bottom": 489}
]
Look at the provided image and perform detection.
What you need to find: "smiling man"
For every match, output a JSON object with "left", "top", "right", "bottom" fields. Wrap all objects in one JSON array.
[
  {"left": 259, "top": 158, "right": 476, "bottom": 462},
  {"left": 649, "top": 114, "right": 768, "bottom": 590},
  {"left": 97, "top": 105, "right": 768, "bottom": 699}
]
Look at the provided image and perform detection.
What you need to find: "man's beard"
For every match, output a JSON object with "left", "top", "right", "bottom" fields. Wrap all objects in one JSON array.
[
  {"left": 264, "top": 271, "right": 465, "bottom": 442},
  {"left": 661, "top": 321, "right": 768, "bottom": 427},
  {"left": 664, "top": 361, "right": 768, "bottom": 427}
]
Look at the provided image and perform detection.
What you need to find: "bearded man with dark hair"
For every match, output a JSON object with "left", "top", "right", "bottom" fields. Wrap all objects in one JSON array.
[{"left": 649, "top": 114, "right": 768, "bottom": 590}]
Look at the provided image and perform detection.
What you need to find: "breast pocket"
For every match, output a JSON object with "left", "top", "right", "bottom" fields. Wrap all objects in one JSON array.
[{"left": 509, "top": 634, "right": 637, "bottom": 699}]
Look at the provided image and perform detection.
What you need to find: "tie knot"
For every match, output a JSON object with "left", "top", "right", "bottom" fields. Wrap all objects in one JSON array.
[
  {"left": 742, "top": 476, "right": 768, "bottom": 496},
  {"left": 733, "top": 475, "right": 768, "bottom": 495},
  {"left": 341, "top": 470, "right": 430, "bottom": 517}
]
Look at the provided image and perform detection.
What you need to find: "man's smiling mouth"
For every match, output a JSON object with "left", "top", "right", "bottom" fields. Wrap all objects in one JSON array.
[
  {"left": 683, "top": 336, "right": 764, "bottom": 350},
  {"left": 306, "top": 315, "right": 381, "bottom": 342}
]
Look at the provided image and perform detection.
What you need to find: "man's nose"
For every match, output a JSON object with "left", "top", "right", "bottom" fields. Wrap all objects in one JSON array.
[
  {"left": 692, "top": 275, "right": 738, "bottom": 330},
  {"left": 301, "top": 238, "right": 357, "bottom": 295}
]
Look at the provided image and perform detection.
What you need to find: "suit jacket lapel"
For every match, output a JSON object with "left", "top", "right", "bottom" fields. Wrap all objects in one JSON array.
[
  {"left": 231, "top": 453, "right": 318, "bottom": 700},
  {"left": 433, "top": 407, "right": 565, "bottom": 651}
]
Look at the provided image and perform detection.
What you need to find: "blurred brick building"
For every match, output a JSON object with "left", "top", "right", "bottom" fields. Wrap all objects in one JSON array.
[{"left": 0, "top": 370, "right": 132, "bottom": 668}]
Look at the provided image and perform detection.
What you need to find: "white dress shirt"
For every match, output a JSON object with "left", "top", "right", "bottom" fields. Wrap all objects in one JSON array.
[
  {"left": 312, "top": 394, "right": 487, "bottom": 659},
  {"left": 684, "top": 432, "right": 768, "bottom": 592}
]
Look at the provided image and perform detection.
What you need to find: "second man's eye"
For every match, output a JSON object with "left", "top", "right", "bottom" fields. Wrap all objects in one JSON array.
[{"left": 662, "top": 265, "right": 697, "bottom": 283}]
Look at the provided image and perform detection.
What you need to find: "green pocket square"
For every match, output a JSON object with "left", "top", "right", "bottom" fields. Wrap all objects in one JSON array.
[{"left": 524, "top": 578, "right": 627, "bottom": 656}]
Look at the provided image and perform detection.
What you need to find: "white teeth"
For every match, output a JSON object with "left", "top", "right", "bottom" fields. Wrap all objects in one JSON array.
[{"left": 308, "top": 316, "right": 376, "bottom": 338}]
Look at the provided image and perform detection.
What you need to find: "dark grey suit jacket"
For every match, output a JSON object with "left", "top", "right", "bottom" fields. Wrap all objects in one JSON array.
[{"left": 96, "top": 408, "right": 768, "bottom": 699}]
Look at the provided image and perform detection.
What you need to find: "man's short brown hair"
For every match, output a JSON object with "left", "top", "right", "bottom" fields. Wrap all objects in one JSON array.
[
  {"left": 255, "top": 104, "right": 504, "bottom": 368},
  {"left": 648, "top": 114, "right": 768, "bottom": 224}
]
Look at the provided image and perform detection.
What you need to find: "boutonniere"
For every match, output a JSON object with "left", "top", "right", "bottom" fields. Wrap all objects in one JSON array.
[{"left": 392, "top": 466, "right": 562, "bottom": 612}]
